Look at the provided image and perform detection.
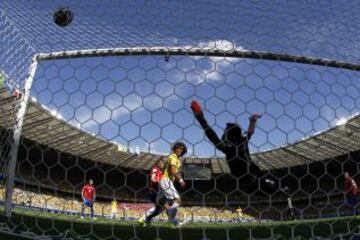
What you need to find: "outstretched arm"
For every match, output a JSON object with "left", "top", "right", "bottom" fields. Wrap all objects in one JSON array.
[
  {"left": 191, "top": 101, "right": 226, "bottom": 152},
  {"left": 247, "top": 113, "right": 261, "bottom": 140}
]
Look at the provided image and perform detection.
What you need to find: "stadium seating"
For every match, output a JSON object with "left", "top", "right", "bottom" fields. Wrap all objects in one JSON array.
[
  {"left": 0, "top": 125, "right": 357, "bottom": 221},
  {"left": 0, "top": 185, "right": 257, "bottom": 222}
]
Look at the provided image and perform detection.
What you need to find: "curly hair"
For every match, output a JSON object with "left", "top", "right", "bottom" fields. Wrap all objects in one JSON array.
[{"left": 171, "top": 141, "right": 188, "bottom": 157}]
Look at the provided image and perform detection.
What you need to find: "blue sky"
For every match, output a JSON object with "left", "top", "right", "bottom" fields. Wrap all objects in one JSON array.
[
  {"left": 30, "top": 55, "right": 360, "bottom": 157},
  {"left": 2, "top": 1, "right": 360, "bottom": 85},
  {"left": 1, "top": 1, "right": 360, "bottom": 157}
]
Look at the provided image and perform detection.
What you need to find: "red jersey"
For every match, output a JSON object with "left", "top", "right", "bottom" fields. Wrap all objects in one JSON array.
[
  {"left": 345, "top": 178, "right": 358, "bottom": 196},
  {"left": 149, "top": 166, "right": 162, "bottom": 191},
  {"left": 82, "top": 184, "right": 96, "bottom": 200}
]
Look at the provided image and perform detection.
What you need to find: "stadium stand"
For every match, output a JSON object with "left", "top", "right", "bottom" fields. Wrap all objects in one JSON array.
[
  {"left": 0, "top": 185, "right": 257, "bottom": 223},
  {"left": 0, "top": 124, "right": 356, "bottom": 221}
]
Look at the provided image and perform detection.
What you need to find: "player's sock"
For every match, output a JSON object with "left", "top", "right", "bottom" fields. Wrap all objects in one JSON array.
[
  {"left": 167, "top": 202, "right": 180, "bottom": 224},
  {"left": 167, "top": 206, "right": 177, "bottom": 218},
  {"left": 81, "top": 205, "right": 85, "bottom": 217},
  {"left": 145, "top": 206, "right": 156, "bottom": 219},
  {"left": 168, "top": 208, "right": 178, "bottom": 224},
  {"left": 90, "top": 207, "right": 94, "bottom": 218},
  {"left": 145, "top": 206, "right": 163, "bottom": 222}
]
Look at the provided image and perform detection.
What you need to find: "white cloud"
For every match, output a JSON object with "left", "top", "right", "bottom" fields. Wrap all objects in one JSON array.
[
  {"left": 149, "top": 141, "right": 168, "bottom": 155},
  {"left": 123, "top": 94, "right": 142, "bottom": 110},
  {"left": 168, "top": 37, "right": 242, "bottom": 52},
  {"left": 144, "top": 94, "right": 163, "bottom": 110},
  {"left": 186, "top": 70, "right": 206, "bottom": 85},
  {"left": 198, "top": 39, "right": 238, "bottom": 51},
  {"left": 206, "top": 71, "right": 225, "bottom": 82},
  {"left": 335, "top": 117, "right": 347, "bottom": 126}
]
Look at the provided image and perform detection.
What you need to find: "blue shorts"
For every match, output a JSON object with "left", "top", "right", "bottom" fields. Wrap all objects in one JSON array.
[{"left": 83, "top": 199, "right": 93, "bottom": 207}]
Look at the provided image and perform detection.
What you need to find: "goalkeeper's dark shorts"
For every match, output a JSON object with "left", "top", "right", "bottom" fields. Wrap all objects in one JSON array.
[{"left": 347, "top": 194, "right": 358, "bottom": 206}]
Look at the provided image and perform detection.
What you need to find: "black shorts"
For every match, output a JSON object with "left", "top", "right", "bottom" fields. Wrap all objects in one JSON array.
[
  {"left": 148, "top": 190, "right": 158, "bottom": 204},
  {"left": 347, "top": 195, "right": 358, "bottom": 206}
]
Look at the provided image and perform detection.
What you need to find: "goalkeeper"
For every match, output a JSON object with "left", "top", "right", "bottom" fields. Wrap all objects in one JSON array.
[{"left": 191, "top": 100, "right": 270, "bottom": 191}]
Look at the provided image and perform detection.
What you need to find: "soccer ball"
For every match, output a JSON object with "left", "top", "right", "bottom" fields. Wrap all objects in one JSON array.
[{"left": 53, "top": 7, "right": 73, "bottom": 27}]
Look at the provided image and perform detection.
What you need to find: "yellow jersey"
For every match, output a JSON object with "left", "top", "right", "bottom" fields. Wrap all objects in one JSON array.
[
  {"left": 162, "top": 153, "right": 181, "bottom": 182},
  {"left": 111, "top": 200, "right": 117, "bottom": 210}
]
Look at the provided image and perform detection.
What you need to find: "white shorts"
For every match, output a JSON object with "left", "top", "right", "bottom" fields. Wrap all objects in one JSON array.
[{"left": 157, "top": 178, "right": 180, "bottom": 202}]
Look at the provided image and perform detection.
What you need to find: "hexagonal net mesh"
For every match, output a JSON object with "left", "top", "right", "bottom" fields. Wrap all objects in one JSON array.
[{"left": 1, "top": 1, "right": 360, "bottom": 240}]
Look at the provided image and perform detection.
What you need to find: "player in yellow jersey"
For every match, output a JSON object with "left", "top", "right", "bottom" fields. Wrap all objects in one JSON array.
[
  {"left": 138, "top": 142, "right": 187, "bottom": 227},
  {"left": 110, "top": 199, "right": 118, "bottom": 219}
]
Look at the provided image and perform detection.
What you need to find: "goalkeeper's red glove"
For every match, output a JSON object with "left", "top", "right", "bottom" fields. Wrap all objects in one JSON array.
[{"left": 191, "top": 100, "right": 202, "bottom": 114}]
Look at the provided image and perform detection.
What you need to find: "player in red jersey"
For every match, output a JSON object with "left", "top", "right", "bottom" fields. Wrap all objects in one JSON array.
[
  {"left": 344, "top": 172, "right": 358, "bottom": 215},
  {"left": 81, "top": 179, "right": 96, "bottom": 219},
  {"left": 138, "top": 159, "right": 168, "bottom": 225},
  {"left": 148, "top": 159, "right": 165, "bottom": 203}
]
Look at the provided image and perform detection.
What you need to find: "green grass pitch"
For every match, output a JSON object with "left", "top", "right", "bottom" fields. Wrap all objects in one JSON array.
[{"left": 0, "top": 207, "right": 359, "bottom": 239}]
